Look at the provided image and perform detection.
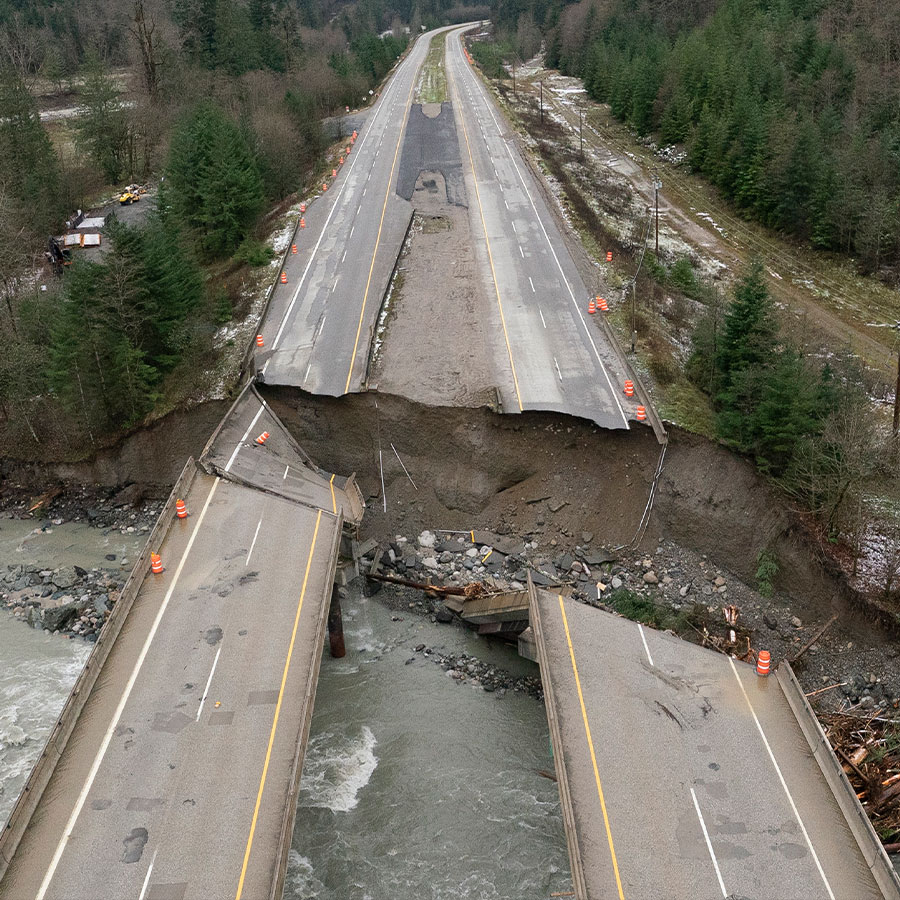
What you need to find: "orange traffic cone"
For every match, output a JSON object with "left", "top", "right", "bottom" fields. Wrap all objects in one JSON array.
[
  {"left": 150, "top": 553, "right": 163, "bottom": 574},
  {"left": 598, "top": 298, "right": 609, "bottom": 312},
  {"left": 636, "top": 406, "right": 646, "bottom": 421},
  {"left": 175, "top": 499, "right": 187, "bottom": 519},
  {"left": 256, "top": 334, "right": 264, "bottom": 347},
  {"left": 300, "top": 218, "right": 306, "bottom": 229},
  {"left": 623, "top": 380, "right": 634, "bottom": 397},
  {"left": 588, "top": 300, "right": 596, "bottom": 314},
  {"left": 280, "top": 271, "right": 287, "bottom": 284},
  {"left": 256, "top": 431, "right": 270, "bottom": 445},
  {"left": 757, "top": 650, "right": 771, "bottom": 676}
]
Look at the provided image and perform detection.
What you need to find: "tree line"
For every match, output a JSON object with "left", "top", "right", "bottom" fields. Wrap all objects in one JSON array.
[{"left": 490, "top": 0, "right": 900, "bottom": 276}]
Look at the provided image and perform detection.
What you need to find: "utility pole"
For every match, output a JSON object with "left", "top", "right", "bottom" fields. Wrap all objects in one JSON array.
[
  {"left": 866, "top": 320, "right": 900, "bottom": 435},
  {"left": 512, "top": 59, "right": 516, "bottom": 97},
  {"left": 540, "top": 80, "right": 543, "bottom": 125},
  {"left": 631, "top": 282, "right": 637, "bottom": 353},
  {"left": 579, "top": 109, "right": 583, "bottom": 159}
]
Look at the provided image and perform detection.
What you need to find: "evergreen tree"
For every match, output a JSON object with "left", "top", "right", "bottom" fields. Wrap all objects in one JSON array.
[
  {"left": 0, "top": 66, "right": 61, "bottom": 231},
  {"left": 164, "top": 102, "right": 264, "bottom": 257},
  {"left": 74, "top": 56, "right": 132, "bottom": 184}
]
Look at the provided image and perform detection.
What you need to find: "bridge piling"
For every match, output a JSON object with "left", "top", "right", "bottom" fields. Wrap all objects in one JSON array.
[{"left": 328, "top": 585, "right": 346, "bottom": 658}]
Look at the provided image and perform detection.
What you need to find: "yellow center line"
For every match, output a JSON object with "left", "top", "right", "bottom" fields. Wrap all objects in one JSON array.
[
  {"left": 448, "top": 33, "right": 523, "bottom": 411},
  {"left": 235, "top": 509, "right": 323, "bottom": 900},
  {"left": 557, "top": 593, "right": 626, "bottom": 899},
  {"left": 344, "top": 57, "right": 420, "bottom": 394},
  {"left": 329, "top": 473, "right": 337, "bottom": 514}
]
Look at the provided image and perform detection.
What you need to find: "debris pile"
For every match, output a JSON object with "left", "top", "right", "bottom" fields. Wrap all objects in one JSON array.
[{"left": 821, "top": 712, "right": 900, "bottom": 852}]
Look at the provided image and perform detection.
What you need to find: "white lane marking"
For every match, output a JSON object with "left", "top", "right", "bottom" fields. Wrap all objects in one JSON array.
[
  {"left": 554, "top": 356, "right": 562, "bottom": 381},
  {"left": 224, "top": 404, "right": 264, "bottom": 473},
  {"left": 504, "top": 198, "right": 508, "bottom": 209},
  {"left": 363, "top": 187, "right": 367, "bottom": 196},
  {"left": 529, "top": 276, "right": 535, "bottom": 293},
  {"left": 138, "top": 848, "right": 158, "bottom": 900},
  {"left": 37, "top": 479, "right": 221, "bottom": 900},
  {"left": 246, "top": 517, "right": 262, "bottom": 566},
  {"left": 728, "top": 657, "right": 836, "bottom": 898},
  {"left": 304, "top": 362, "right": 312, "bottom": 382},
  {"left": 462, "top": 61, "right": 630, "bottom": 429},
  {"left": 283, "top": 465, "right": 289, "bottom": 480},
  {"left": 356, "top": 205, "right": 361, "bottom": 216},
  {"left": 261, "top": 359, "right": 270, "bottom": 375},
  {"left": 691, "top": 788, "right": 727, "bottom": 898},
  {"left": 196, "top": 645, "right": 223, "bottom": 722},
  {"left": 638, "top": 623, "right": 654, "bottom": 665},
  {"left": 511, "top": 221, "right": 517, "bottom": 232},
  {"left": 332, "top": 277, "right": 339, "bottom": 293},
  {"left": 349, "top": 225, "right": 355, "bottom": 240},
  {"left": 519, "top": 244, "right": 524, "bottom": 258},
  {"left": 539, "top": 307, "right": 546, "bottom": 328},
  {"left": 270, "top": 80, "right": 394, "bottom": 350},
  {"left": 342, "top": 249, "right": 347, "bottom": 263}
]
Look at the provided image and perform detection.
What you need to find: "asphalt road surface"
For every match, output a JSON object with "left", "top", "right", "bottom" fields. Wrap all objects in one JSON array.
[
  {"left": 0, "top": 401, "right": 352, "bottom": 900},
  {"left": 531, "top": 586, "right": 886, "bottom": 900},
  {"left": 257, "top": 29, "right": 453, "bottom": 394},
  {"left": 445, "top": 27, "right": 635, "bottom": 430}
]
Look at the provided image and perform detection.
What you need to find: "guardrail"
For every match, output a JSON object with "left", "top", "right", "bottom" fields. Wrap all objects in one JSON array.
[
  {"left": 0, "top": 457, "right": 198, "bottom": 884},
  {"left": 527, "top": 576, "right": 588, "bottom": 900},
  {"left": 777, "top": 662, "right": 900, "bottom": 900},
  {"left": 269, "top": 511, "right": 345, "bottom": 900}
]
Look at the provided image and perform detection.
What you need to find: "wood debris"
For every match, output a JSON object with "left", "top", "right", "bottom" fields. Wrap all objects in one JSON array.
[{"left": 820, "top": 711, "right": 900, "bottom": 849}]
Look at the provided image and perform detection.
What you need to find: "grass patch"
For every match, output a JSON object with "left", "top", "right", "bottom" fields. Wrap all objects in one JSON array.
[
  {"left": 607, "top": 588, "right": 703, "bottom": 635},
  {"left": 657, "top": 379, "right": 716, "bottom": 437},
  {"left": 416, "top": 36, "right": 447, "bottom": 104}
]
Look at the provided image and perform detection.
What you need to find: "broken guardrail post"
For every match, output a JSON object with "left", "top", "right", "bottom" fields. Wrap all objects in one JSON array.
[{"left": 328, "top": 584, "right": 346, "bottom": 658}]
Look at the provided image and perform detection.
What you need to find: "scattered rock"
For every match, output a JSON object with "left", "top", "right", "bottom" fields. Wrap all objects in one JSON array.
[{"left": 643, "top": 571, "right": 658, "bottom": 584}]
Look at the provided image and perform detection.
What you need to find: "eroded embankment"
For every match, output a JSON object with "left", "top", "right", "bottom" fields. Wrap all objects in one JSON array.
[{"left": 1, "top": 388, "right": 880, "bottom": 631}]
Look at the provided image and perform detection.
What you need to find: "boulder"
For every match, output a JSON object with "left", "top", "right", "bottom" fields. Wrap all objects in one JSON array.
[
  {"left": 643, "top": 571, "right": 659, "bottom": 584},
  {"left": 52, "top": 566, "right": 78, "bottom": 589},
  {"left": 42, "top": 599, "right": 83, "bottom": 631},
  {"left": 434, "top": 604, "right": 454, "bottom": 623}
]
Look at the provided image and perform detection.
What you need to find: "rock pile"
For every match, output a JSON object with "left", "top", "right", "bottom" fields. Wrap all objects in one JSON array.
[{"left": 2, "top": 563, "right": 124, "bottom": 640}]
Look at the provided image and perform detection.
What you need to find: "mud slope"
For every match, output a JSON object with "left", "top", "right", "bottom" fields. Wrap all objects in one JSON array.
[{"left": 263, "top": 386, "right": 834, "bottom": 602}]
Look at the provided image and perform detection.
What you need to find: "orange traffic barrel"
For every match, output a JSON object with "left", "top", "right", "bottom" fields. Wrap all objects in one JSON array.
[
  {"left": 606, "top": 251, "right": 613, "bottom": 262},
  {"left": 588, "top": 300, "right": 596, "bottom": 314},
  {"left": 352, "top": 131, "right": 357, "bottom": 139},
  {"left": 301, "top": 202, "right": 306, "bottom": 213},
  {"left": 322, "top": 182, "right": 328, "bottom": 192},
  {"left": 346, "top": 146, "right": 351, "bottom": 155},
  {"left": 280, "top": 271, "right": 287, "bottom": 284},
  {"left": 636, "top": 406, "right": 646, "bottom": 421},
  {"left": 623, "top": 380, "right": 634, "bottom": 397},
  {"left": 175, "top": 499, "right": 187, "bottom": 519},
  {"left": 598, "top": 297, "right": 608, "bottom": 312},
  {"left": 256, "top": 431, "right": 270, "bottom": 445},
  {"left": 332, "top": 168, "right": 337, "bottom": 178},
  {"left": 300, "top": 217, "right": 306, "bottom": 229},
  {"left": 150, "top": 553, "right": 163, "bottom": 574},
  {"left": 340, "top": 156, "right": 344, "bottom": 165},
  {"left": 757, "top": 650, "right": 771, "bottom": 676},
  {"left": 291, "top": 243, "right": 297, "bottom": 254},
  {"left": 256, "top": 334, "right": 264, "bottom": 347}
]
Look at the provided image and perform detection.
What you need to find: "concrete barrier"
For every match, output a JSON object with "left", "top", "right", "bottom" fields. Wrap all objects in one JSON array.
[
  {"left": 527, "top": 576, "right": 588, "bottom": 900},
  {"left": 0, "top": 457, "right": 198, "bottom": 884},
  {"left": 777, "top": 662, "right": 900, "bottom": 899},
  {"left": 269, "top": 512, "right": 344, "bottom": 900}
]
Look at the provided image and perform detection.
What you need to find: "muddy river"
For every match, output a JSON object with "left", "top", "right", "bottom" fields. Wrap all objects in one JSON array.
[{"left": 0, "top": 521, "right": 570, "bottom": 896}]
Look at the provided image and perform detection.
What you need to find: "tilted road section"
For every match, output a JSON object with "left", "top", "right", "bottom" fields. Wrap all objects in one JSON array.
[
  {"left": 0, "top": 386, "right": 363, "bottom": 900},
  {"left": 530, "top": 581, "right": 899, "bottom": 900},
  {"left": 256, "top": 30, "right": 443, "bottom": 395},
  {"left": 445, "top": 27, "right": 634, "bottom": 430}
]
